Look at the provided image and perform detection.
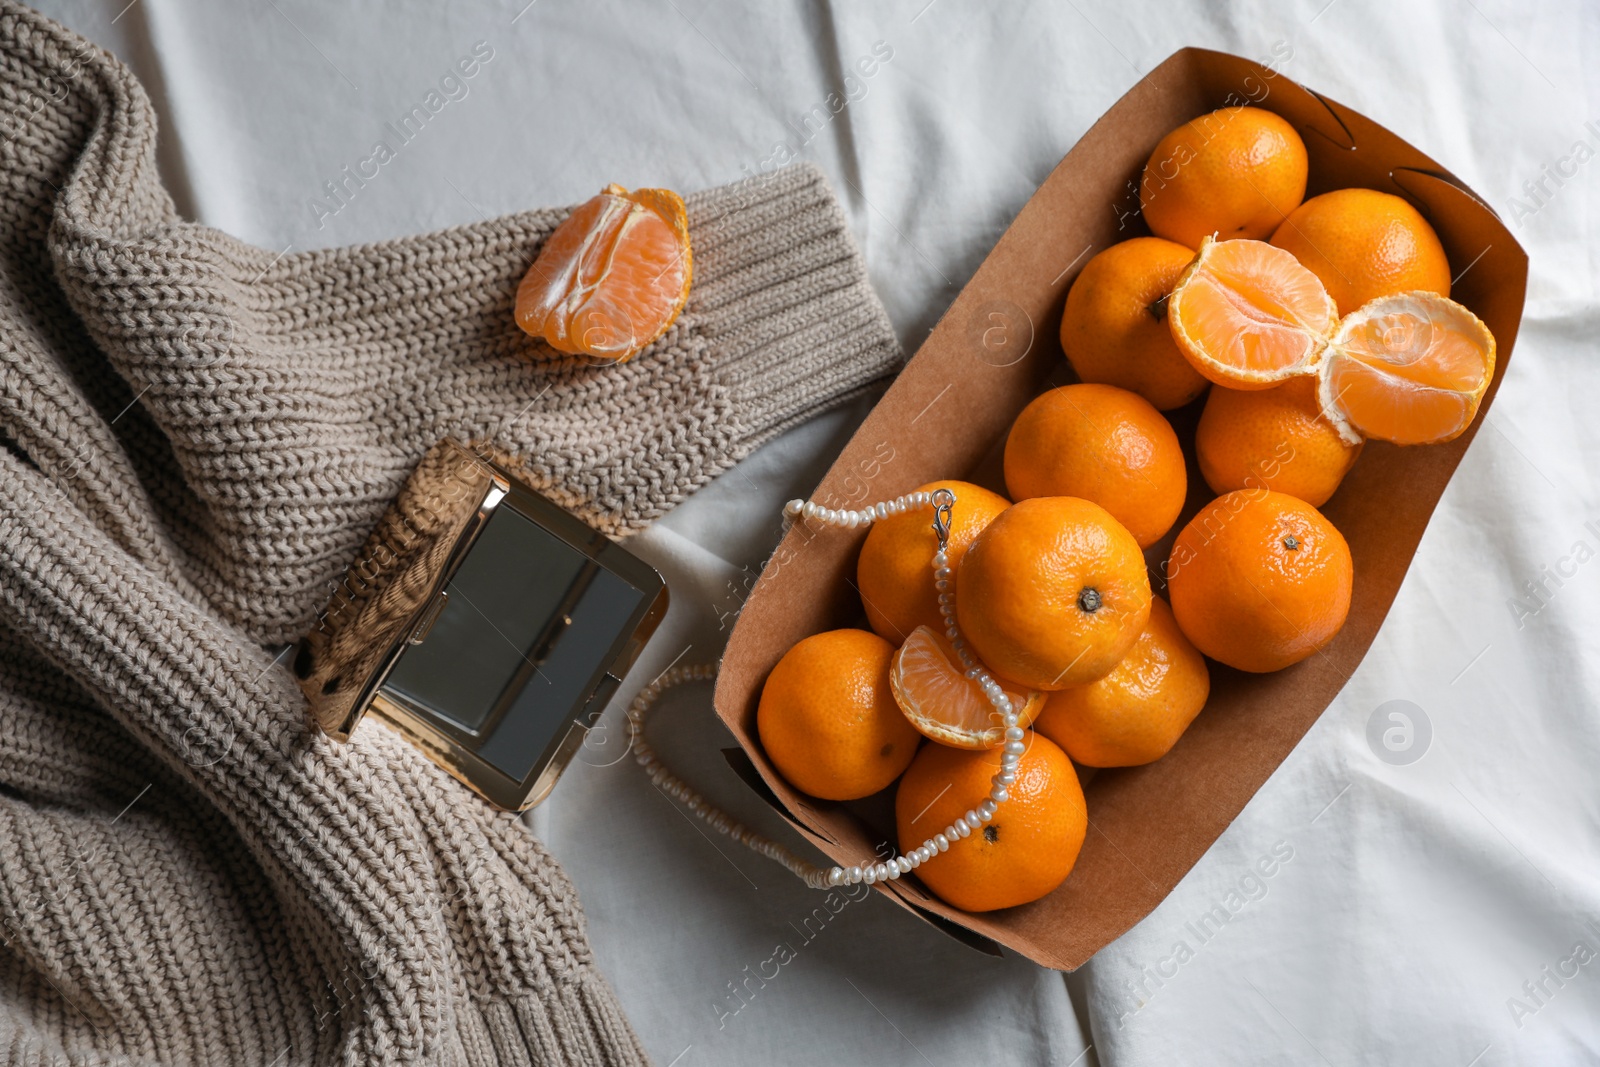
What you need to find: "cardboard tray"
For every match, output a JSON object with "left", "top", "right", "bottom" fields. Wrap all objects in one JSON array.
[{"left": 713, "top": 47, "right": 1528, "bottom": 970}]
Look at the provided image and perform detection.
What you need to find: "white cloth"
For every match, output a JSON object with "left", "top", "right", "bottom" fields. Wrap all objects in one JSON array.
[{"left": 39, "top": 0, "right": 1599, "bottom": 1063}]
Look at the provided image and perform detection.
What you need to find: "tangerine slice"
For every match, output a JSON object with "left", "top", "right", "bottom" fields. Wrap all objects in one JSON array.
[
  {"left": 1168, "top": 236, "right": 1337, "bottom": 388},
  {"left": 1318, "top": 291, "right": 1496, "bottom": 446},
  {"left": 514, "top": 183, "right": 692, "bottom": 363},
  {"left": 889, "top": 626, "right": 1042, "bottom": 750}
]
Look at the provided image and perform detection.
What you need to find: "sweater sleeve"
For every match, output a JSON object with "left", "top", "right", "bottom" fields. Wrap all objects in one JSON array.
[
  {"left": 0, "top": 1, "right": 902, "bottom": 1064},
  {"left": 46, "top": 120, "right": 901, "bottom": 646}
]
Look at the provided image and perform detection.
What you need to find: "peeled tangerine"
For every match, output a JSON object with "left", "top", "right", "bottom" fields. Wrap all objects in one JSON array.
[
  {"left": 515, "top": 184, "right": 692, "bottom": 363},
  {"left": 890, "top": 626, "right": 1043, "bottom": 750},
  {"left": 1169, "top": 237, "right": 1496, "bottom": 446},
  {"left": 1168, "top": 236, "right": 1336, "bottom": 389},
  {"left": 1319, "top": 292, "right": 1496, "bottom": 446}
]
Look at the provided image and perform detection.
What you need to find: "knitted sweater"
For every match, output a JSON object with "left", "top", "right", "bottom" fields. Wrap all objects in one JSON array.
[{"left": 0, "top": 4, "right": 900, "bottom": 1065}]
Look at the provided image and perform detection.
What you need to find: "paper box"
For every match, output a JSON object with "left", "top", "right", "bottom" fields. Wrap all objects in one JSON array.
[{"left": 713, "top": 47, "right": 1527, "bottom": 969}]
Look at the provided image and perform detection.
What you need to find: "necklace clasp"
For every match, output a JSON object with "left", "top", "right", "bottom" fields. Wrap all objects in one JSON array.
[{"left": 930, "top": 487, "right": 956, "bottom": 548}]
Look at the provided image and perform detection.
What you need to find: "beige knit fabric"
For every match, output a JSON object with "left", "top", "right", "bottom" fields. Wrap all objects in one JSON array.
[{"left": 0, "top": 3, "right": 901, "bottom": 1065}]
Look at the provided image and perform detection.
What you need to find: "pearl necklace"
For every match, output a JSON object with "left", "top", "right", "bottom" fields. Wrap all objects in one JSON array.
[{"left": 628, "top": 488, "right": 1021, "bottom": 891}]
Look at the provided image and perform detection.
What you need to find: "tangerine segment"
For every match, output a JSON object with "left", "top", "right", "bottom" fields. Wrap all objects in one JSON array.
[
  {"left": 515, "top": 183, "right": 692, "bottom": 363},
  {"left": 1169, "top": 237, "right": 1337, "bottom": 388},
  {"left": 1318, "top": 292, "right": 1496, "bottom": 446},
  {"left": 890, "top": 626, "right": 1043, "bottom": 750}
]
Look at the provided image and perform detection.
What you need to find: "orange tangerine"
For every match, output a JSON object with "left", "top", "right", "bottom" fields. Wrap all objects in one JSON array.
[
  {"left": 1034, "top": 597, "right": 1209, "bottom": 767},
  {"left": 857, "top": 481, "right": 1011, "bottom": 641},
  {"left": 1270, "top": 188, "right": 1452, "bottom": 316},
  {"left": 895, "top": 730, "right": 1086, "bottom": 912},
  {"left": 1059, "top": 237, "right": 1210, "bottom": 410},
  {"left": 1318, "top": 291, "right": 1496, "bottom": 446},
  {"left": 1196, "top": 377, "right": 1363, "bottom": 507},
  {"left": 956, "top": 497, "right": 1152, "bottom": 691},
  {"left": 889, "top": 626, "right": 1044, "bottom": 750},
  {"left": 757, "top": 629, "right": 920, "bottom": 801},
  {"left": 1003, "top": 383, "right": 1187, "bottom": 549},
  {"left": 1140, "top": 106, "right": 1308, "bottom": 249},
  {"left": 1167, "top": 490, "right": 1353, "bottom": 673},
  {"left": 1168, "top": 236, "right": 1337, "bottom": 388},
  {"left": 515, "top": 184, "right": 692, "bottom": 363}
]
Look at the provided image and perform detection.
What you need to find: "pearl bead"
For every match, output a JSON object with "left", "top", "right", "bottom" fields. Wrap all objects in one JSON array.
[
  {"left": 978, "top": 802, "right": 996, "bottom": 821},
  {"left": 934, "top": 834, "right": 949, "bottom": 851},
  {"left": 875, "top": 502, "right": 888, "bottom": 520},
  {"left": 1005, "top": 726, "right": 1024, "bottom": 742},
  {"left": 784, "top": 499, "right": 803, "bottom": 516},
  {"left": 990, "top": 787, "right": 1008, "bottom": 803},
  {"left": 1004, "top": 740, "right": 1025, "bottom": 756}
]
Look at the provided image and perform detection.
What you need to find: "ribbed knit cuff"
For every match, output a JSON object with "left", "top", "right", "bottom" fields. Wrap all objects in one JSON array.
[
  {"left": 684, "top": 164, "right": 902, "bottom": 448},
  {"left": 452, "top": 978, "right": 649, "bottom": 1067}
]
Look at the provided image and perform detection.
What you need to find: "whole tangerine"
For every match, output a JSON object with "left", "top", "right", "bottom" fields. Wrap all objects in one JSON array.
[
  {"left": 1034, "top": 597, "right": 1209, "bottom": 767},
  {"left": 1059, "top": 238, "right": 1210, "bottom": 411},
  {"left": 956, "top": 496, "right": 1152, "bottom": 691},
  {"left": 757, "top": 629, "right": 921, "bottom": 801},
  {"left": 1004, "top": 383, "right": 1187, "bottom": 549},
  {"left": 1195, "top": 377, "right": 1363, "bottom": 507},
  {"left": 895, "top": 730, "right": 1086, "bottom": 912},
  {"left": 1140, "top": 106, "right": 1308, "bottom": 249},
  {"left": 857, "top": 480, "right": 1010, "bottom": 641},
  {"left": 1167, "top": 490, "right": 1353, "bottom": 673},
  {"left": 1270, "top": 188, "right": 1451, "bottom": 316}
]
